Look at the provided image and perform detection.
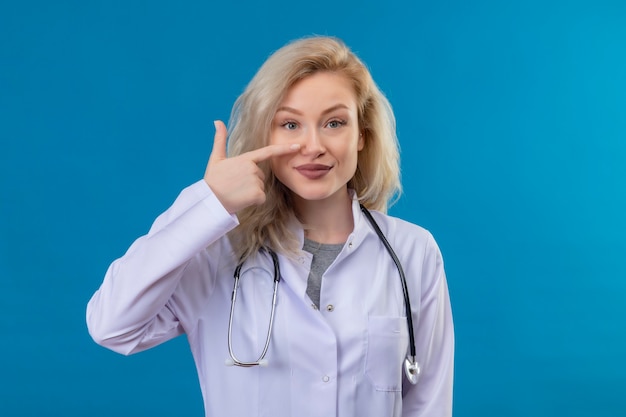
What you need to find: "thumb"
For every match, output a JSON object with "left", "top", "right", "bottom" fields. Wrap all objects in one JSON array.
[{"left": 209, "top": 120, "right": 228, "bottom": 163}]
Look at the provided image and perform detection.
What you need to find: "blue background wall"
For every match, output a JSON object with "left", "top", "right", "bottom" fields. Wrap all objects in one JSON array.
[{"left": 1, "top": 1, "right": 625, "bottom": 415}]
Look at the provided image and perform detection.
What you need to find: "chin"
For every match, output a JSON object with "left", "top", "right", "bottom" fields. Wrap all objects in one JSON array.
[{"left": 289, "top": 185, "right": 349, "bottom": 203}]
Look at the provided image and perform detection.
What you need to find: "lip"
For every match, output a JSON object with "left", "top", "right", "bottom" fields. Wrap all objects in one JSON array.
[{"left": 295, "top": 164, "right": 332, "bottom": 180}]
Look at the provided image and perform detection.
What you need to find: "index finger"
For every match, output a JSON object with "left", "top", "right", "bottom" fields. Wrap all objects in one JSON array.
[{"left": 246, "top": 143, "right": 301, "bottom": 163}]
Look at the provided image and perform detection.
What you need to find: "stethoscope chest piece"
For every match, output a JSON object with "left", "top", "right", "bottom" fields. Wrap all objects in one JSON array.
[{"left": 404, "top": 357, "right": 421, "bottom": 385}]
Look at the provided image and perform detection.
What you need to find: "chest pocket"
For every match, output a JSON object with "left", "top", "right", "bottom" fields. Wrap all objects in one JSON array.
[{"left": 365, "top": 316, "right": 408, "bottom": 392}]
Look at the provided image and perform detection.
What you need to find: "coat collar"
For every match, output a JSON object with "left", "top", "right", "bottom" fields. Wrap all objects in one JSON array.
[
  {"left": 287, "top": 189, "right": 373, "bottom": 251},
  {"left": 275, "top": 190, "right": 379, "bottom": 300}
]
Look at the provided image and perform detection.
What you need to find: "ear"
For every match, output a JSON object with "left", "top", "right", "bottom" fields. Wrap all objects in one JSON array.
[{"left": 357, "top": 131, "right": 365, "bottom": 151}]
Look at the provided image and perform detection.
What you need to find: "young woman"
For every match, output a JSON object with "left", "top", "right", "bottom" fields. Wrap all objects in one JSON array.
[{"left": 87, "top": 36, "right": 454, "bottom": 417}]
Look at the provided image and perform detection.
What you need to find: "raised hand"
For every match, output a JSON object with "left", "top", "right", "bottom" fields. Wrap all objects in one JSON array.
[{"left": 204, "top": 120, "right": 301, "bottom": 214}]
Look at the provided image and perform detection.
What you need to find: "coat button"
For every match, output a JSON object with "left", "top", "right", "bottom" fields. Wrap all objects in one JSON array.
[{"left": 326, "top": 304, "right": 334, "bottom": 312}]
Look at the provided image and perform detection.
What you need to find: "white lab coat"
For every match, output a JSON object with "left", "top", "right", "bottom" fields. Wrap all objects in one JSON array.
[{"left": 86, "top": 180, "right": 454, "bottom": 417}]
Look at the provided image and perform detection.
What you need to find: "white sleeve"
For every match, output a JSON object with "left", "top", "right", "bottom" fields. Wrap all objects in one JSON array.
[
  {"left": 402, "top": 233, "right": 455, "bottom": 417},
  {"left": 86, "top": 180, "right": 239, "bottom": 355}
]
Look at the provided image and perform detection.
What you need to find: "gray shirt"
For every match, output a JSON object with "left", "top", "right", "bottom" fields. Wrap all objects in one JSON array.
[{"left": 303, "top": 238, "right": 344, "bottom": 308}]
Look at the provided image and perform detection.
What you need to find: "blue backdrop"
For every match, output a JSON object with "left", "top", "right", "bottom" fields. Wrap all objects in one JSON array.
[{"left": 1, "top": 1, "right": 625, "bottom": 416}]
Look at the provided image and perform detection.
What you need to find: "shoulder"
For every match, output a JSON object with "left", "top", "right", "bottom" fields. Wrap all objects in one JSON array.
[
  {"left": 365, "top": 210, "right": 434, "bottom": 244},
  {"left": 362, "top": 209, "right": 442, "bottom": 261}
]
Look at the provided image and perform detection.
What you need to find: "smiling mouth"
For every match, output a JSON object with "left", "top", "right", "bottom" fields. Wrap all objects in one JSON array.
[{"left": 295, "top": 164, "right": 332, "bottom": 179}]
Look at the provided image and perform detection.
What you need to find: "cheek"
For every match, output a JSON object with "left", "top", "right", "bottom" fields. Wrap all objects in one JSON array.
[
  {"left": 270, "top": 155, "right": 288, "bottom": 177},
  {"left": 269, "top": 129, "right": 283, "bottom": 145},
  {"left": 343, "top": 141, "right": 362, "bottom": 162},
  {"left": 346, "top": 146, "right": 361, "bottom": 174},
  {"left": 270, "top": 130, "right": 294, "bottom": 146},
  {"left": 269, "top": 157, "right": 279, "bottom": 174}
]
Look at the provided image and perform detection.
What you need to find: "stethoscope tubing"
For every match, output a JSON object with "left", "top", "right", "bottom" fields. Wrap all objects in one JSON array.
[
  {"left": 227, "top": 250, "right": 281, "bottom": 367},
  {"left": 226, "top": 206, "right": 420, "bottom": 383},
  {"left": 359, "top": 204, "right": 417, "bottom": 360}
]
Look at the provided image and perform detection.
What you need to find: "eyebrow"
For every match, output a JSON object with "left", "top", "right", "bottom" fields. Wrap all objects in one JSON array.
[{"left": 275, "top": 104, "right": 350, "bottom": 116}]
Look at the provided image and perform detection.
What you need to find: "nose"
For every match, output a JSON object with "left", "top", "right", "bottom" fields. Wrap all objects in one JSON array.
[{"left": 300, "top": 128, "right": 326, "bottom": 157}]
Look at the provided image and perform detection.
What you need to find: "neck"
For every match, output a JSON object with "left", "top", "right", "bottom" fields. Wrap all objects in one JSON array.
[{"left": 293, "top": 190, "right": 354, "bottom": 244}]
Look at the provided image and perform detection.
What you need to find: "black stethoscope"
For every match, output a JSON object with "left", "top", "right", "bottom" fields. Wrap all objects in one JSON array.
[{"left": 225, "top": 205, "right": 421, "bottom": 385}]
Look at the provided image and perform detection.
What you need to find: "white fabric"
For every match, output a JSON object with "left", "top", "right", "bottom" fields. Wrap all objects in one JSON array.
[{"left": 86, "top": 180, "right": 454, "bottom": 417}]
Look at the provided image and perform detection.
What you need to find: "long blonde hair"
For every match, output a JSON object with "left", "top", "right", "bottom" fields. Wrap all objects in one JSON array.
[{"left": 227, "top": 36, "right": 401, "bottom": 261}]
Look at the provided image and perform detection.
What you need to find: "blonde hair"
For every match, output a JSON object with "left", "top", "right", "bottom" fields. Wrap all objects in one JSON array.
[{"left": 227, "top": 36, "right": 401, "bottom": 261}]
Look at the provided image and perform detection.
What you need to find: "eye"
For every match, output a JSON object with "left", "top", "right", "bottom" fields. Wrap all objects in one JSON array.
[
  {"left": 326, "top": 119, "right": 346, "bottom": 129},
  {"left": 281, "top": 121, "right": 298, "bottom": 130}
]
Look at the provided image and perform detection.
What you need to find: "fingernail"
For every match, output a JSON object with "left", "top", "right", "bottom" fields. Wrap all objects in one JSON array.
[
  {"left": 289, "top": 144, "right": 301, "bottom": 150},
  {"left": 213, "top": 120, "right": 219, "bottom": 130}
]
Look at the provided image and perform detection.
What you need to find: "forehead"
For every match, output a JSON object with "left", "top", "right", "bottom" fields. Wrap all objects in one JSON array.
[{"left": 278, "top": 72, "right": 357, "bottom": 110}]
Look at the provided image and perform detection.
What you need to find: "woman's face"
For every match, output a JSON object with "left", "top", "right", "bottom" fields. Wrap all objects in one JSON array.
[{"left": 269, "top": 72, "right": 363, "bottom": 205}]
